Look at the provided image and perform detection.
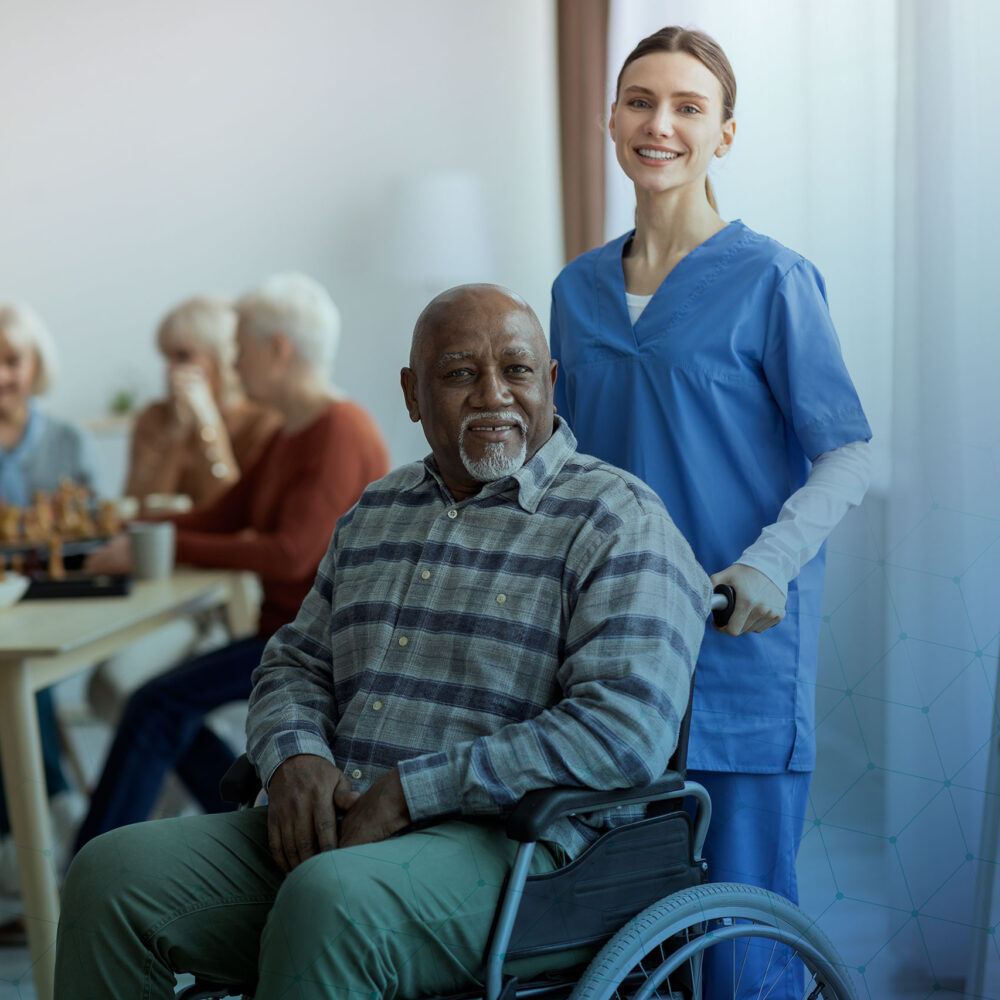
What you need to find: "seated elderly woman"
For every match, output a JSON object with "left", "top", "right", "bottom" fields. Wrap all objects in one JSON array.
[
  {"left": 0, "top": 302, "right": 95, "bottom": 894},
  {"left": 74, "top": 273, "right": 390, "bottom": 853},
  {"left": 87, "top": 296, "right": 281, "bottom": 728},
  {"left": 125, "top": 295, "right": 280, "bottom": 510}
]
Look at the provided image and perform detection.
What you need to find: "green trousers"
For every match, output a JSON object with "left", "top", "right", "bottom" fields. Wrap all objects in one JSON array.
[{"left": 54, "top": 807, "right": 579, "bottom": 999}]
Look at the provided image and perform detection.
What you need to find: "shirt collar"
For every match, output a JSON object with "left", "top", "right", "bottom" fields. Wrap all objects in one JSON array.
[{"left": 420, "top": 417, "right": 578, "bottom": 514}]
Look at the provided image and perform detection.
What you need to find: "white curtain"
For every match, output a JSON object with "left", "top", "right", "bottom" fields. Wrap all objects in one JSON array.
[{"left": 605, "top": 0, "right": 1000, "bottom": 992}]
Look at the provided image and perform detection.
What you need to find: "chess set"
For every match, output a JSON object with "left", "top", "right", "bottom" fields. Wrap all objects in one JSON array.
[{"left": 0, "top": 480, "right": 131, "bottom": 599}]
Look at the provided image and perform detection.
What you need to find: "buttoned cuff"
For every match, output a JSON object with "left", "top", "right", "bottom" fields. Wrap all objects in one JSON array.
[
  {"left": 255, "top": 731, "right": 338, "bottom": 789},
  {"left": 397, "top": 752, "right": 463, "bottom": 821}
]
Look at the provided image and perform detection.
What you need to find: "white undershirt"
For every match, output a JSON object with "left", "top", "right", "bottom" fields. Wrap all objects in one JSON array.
[
  {"left": 625, "top": 291, "right": 654, "bottom": 325},
  {"left": 623, "top": 288, "right": 871, "bottom": 593}
]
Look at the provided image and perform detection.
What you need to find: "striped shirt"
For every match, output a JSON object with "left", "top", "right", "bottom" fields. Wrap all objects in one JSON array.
[{"left": 247, "top": 418, "right": 711, "bottom": 857}]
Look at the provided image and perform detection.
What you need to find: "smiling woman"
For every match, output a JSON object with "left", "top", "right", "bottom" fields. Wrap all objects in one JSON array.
[{"left": 549, "top": 24, "right": 873, "bottom": 1000}]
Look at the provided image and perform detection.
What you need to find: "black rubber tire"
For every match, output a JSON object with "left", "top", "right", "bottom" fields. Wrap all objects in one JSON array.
[{"left": 569, "top": 881, "right": 857, "bottom": 1000}]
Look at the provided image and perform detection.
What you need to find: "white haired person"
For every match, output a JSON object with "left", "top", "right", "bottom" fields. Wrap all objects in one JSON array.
[
  {"left": 75, "top": 274, "right": 390, "bottom": 851},
  {"left": 86, "top": 297, "right": 281, "bottom": 729},
  {"left": 125, "top": 295, "right": 281, "bottom": 510},
  {"left": 0, "top": 303, "right": 95, "bottom": 898}
]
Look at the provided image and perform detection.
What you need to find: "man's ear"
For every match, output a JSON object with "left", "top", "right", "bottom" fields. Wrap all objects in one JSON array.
[{"left": 400, "top": 367, "right": 421, "bottom": 424}]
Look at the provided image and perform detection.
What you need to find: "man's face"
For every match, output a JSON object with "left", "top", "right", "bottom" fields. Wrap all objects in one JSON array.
[{"left": 401, "top": 289, "right": 558, "bottom": 502}]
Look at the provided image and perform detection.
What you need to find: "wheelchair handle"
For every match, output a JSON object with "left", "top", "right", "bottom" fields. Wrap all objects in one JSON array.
[{"left": 710, "top": 584, "right": 735, "bottom": 628}]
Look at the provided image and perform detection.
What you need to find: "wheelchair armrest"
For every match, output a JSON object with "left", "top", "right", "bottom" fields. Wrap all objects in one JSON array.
[
  {"left": 219, "top": 753, "right": 263, "bottom": 805},
  {"left": 504, "top": 772, "right": 687, "bottom": 843}
]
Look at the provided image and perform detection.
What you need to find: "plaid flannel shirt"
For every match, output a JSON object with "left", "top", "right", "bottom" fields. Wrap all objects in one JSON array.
[{"left": 247, "top": 419, "right": 711, "bottom": 857}]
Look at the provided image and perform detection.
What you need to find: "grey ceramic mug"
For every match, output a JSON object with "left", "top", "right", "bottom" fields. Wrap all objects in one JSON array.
[{"left": 128, "top": 521, "right": 176, "bottom": 580}]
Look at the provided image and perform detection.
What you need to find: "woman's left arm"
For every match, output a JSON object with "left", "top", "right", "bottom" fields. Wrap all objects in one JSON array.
[{"left": 712, "top": 439, "right": 872, "bottom": 635}]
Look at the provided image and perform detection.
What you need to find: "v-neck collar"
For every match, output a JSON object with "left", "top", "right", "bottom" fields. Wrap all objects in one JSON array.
[{"left": 602, "top": 220, "right": 745, "bottom": 340}]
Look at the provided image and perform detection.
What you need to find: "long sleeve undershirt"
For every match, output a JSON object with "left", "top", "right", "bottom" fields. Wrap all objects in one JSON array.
[{"left": 736, "top": 439, "right": 872, "bottom": 595}]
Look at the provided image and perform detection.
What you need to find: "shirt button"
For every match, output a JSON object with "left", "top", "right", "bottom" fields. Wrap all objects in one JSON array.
[
  {"left": 447, "top": 508, "right": 458, "bottom": 519},
  {"left": 420, "top": 570, "right": 431, "bottom": 580},
  {"left": 372, "top": 700, "right": 383, "bottom": 711},
  {"left": 398, "top": 636, "right": 409, "bottom": 647},
  {"left": 210, "top": 461, "right": 229, "bottom": 478},
  {"left": 496, "top": 593, "right": 507, "bottom": 604},
  {"left": 351, "top": 769, "right": 362, "bottom": 780}
]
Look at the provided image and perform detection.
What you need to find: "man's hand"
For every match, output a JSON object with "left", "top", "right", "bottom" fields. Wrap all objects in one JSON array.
[
  {"left": 338, "top": 768, "right": 411, "bottom": 849},
  {"left": 710, "top": 563, "right": 786, "bottom": 636},
  {"left": 266, "top": 754, "right": 359, "bottom": 873}
]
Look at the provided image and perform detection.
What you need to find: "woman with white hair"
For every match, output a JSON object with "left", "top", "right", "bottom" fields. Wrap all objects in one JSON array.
[
  {"left": 0, "top": 302, "right": 93, "bottom": 498},
  {"left": 0, "top": 302, "right": 95, "bottom": 899},
  {"left": 125, "top": 296, "right": 280, "bottom": 509},
  {"left": 86, "top": 297, "right": 281, "bottom": 732},
  {"left": 75, "top": 273, "right": 390, "bottom": 851}
]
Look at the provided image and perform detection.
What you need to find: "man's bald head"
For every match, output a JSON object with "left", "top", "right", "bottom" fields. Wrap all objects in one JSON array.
[{"left": 409, "top": 284, "right": 547, "bottom": 370}]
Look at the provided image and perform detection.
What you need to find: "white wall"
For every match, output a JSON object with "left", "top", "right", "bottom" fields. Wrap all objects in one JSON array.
[{"left": 0, "top": 0, "right": 563, "bottom": 487}]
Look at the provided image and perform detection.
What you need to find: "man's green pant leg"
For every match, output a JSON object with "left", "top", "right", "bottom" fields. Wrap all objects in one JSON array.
[{"left": 56, "top": 808, "right": 571, "bottom": 999}]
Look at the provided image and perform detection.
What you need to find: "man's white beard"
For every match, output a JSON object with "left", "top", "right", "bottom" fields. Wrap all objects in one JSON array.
[{"left": 459, "top": 412, "right": 528, "bottom": 482}]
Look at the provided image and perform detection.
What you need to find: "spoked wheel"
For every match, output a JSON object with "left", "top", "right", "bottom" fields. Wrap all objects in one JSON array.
[{"left": 570, "top": 883, "right": 857, "bottom": 1000}]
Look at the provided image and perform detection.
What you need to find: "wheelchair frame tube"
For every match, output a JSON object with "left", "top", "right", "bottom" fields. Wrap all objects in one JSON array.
[
  {"left": 484, "top": 841, "right": 536, "bottom": 1000},
  {"left": 684, "top": 780, "right": 711, "bottom": 862},
  {"left": 484, "top": 780, "right": 709, "bottom": 1000}
]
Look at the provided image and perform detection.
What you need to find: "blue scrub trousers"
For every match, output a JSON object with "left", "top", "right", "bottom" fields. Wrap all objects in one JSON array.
[
  {"left": 72, "top": 636, "right": 267, "bottom": 855},
  {"left": 687, "top": 769, "right": 812, "bottom": 1000}
]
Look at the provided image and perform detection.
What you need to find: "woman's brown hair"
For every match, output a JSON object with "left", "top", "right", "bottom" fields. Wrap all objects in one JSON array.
[{"left": 615, "top": 26, "right": 736, "bottom": 212}]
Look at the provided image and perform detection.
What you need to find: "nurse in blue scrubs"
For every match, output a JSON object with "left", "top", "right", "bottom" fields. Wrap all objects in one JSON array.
[{"left": 550, "top": 26, "right": 872, "bottom": 998}]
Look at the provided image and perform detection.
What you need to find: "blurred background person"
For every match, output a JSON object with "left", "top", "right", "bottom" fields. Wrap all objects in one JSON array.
[
  {"left": 0, "top": 302, "right": 95, "bottom": 902},
  {"left": 74, "top": 272, "right": 389, "bottom": 852},
  {"left": 125, "top": 295, "right": 280, "bottom": 511},
  {"left": 86, "top": 296, "right": 281, "bottom": 729}
]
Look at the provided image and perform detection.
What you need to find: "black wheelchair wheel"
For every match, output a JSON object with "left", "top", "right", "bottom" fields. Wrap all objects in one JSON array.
[{"left": 569, "top": 882, "right": 857, "bottom": 1000}]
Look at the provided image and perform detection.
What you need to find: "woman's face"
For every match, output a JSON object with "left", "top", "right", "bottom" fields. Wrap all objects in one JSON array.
[
  {"left": 610, "top": 50, "right": 734, "bottom": 197},
  {"left": 159, "top": 333, "right": 218, "bottom": 385},
  {"left": 0, "top": 331, "right": 38, "bottom": 417}
]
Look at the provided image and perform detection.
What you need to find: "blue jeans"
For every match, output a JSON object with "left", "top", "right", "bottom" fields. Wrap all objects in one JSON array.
[
  {"left": 72, "top": 636, "right": 267, "bottom": 854},
  {"left": 687, "top": 769, "right": 812, "bottom": 1000},
  {"left": 0, "top": 688, "right": 69, "bottom": 835}
]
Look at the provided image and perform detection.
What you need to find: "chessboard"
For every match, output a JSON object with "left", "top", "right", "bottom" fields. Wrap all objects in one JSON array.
[{"left": 0, "top": 479, "right": 124, "bottom": 585}]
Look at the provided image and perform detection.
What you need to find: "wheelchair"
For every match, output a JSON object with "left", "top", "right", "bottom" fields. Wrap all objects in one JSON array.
[{"left": 179, "top": 588, "right": 857, "bottom": 1000}]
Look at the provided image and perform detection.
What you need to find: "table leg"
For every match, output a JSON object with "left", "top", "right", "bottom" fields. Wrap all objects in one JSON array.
[
  {"left": 225, "top": 572, "right": 259, "bottom": 639},
  {"left": 0, "top": 659, "right": 57, "bottom": 1000}
]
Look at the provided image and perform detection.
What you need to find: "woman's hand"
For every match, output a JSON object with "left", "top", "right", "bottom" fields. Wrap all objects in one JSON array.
[
  {"left": 709, "top": 563, "right": 785, "bottom": 636},
  {"left": 168, "top": 365, "right": 222, "bottom": 437},
  {"left": 84, "top": 533, "right": 132, "bottom": 574}
]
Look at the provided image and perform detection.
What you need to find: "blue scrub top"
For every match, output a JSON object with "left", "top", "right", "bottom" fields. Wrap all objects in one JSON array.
[{"left": 550, "top": 220, "right": 871, "bottom": 774}]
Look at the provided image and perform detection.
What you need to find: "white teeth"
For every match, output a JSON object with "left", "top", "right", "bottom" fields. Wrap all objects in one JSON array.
[{"left": 637, "top": 148, "right": 679, "bottom": 160}]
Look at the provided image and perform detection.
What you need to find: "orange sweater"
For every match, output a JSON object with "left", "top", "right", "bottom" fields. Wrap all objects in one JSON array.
[
  {"left": 170, "top": 399, "right": 389, "bottom": 637},
  {"left": 125, "top": 398, "right": 281, "bottom": 506}
]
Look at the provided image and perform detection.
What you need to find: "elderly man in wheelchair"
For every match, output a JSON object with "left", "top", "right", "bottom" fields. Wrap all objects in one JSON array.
[{"left": 55, "top": 285, "right": 854, "bottom": 1000}]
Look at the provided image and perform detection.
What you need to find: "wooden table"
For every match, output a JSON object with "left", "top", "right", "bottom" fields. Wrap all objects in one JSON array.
[{"left": 0, "top": 569, "right": 257, "bottom": 1000}]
